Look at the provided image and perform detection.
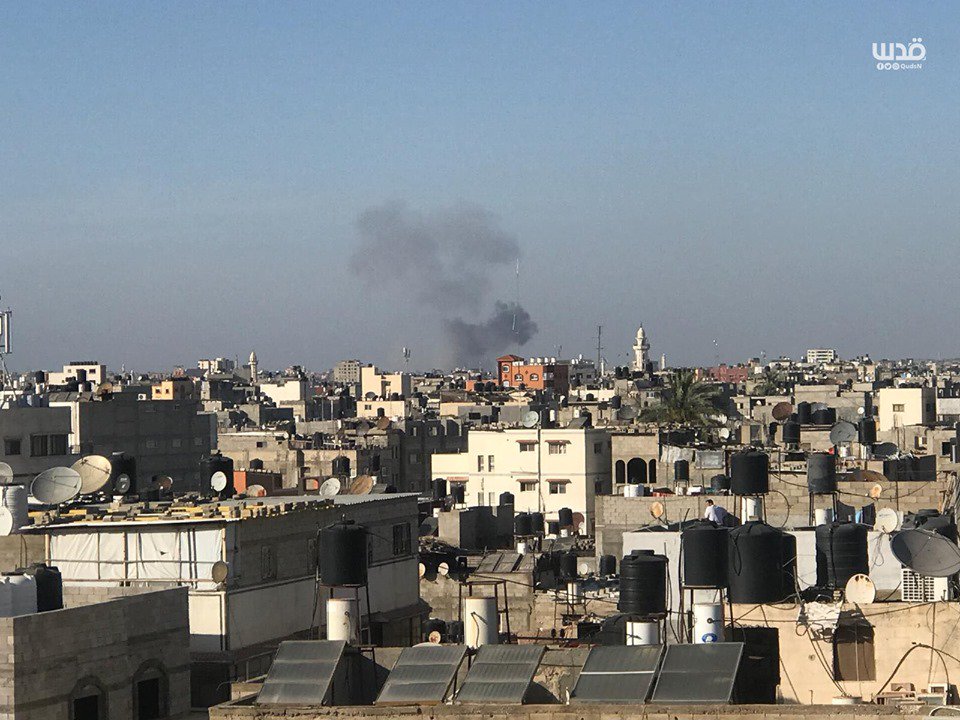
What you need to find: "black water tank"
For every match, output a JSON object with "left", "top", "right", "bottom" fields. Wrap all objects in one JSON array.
[
  {"left": 450, "top": 484, "right": 465, "bottom": 504},
  {"left": 730, "top": 450, "right": 769, "bottom": 495},
  {"left": 599, "top": 554, "right": 617, "bottom": 577},
  {"left": 811, "top": 407, "right": 836, "bottom": 425},
  {"left": 530, "top": 512, "right": 545, "bottom": 534},
  {"left": 674, "top": 459, "right": 690, "bottom": 482},
  {"left": 807, "top": 452, "right": 837, "bottom": 494},
  {"left": 797, "top": 402, "right": 812, "bottom": 424},
  {"left": 727, "top": 521, "right": 797, "bottom": 603},
  {"left": 558, "top": 507, "right": 574, "bottom": 528},
  {"left": 249, "top": 458, "right": 264, "bottom": 470},
  {"left": 514, "top": 512, "right": 533, "bottom": 536},
  {"left": 682, "top": 520, "right": 729, "bottom": 588},
  {"left": 319, "top": 522, "right": 368, "bottom": 586},
  {"left": 109, "top": 452, "right": 138, "bottom": 494},
  {"left": 499, "top": 492, "right": 515, "bottom": 506},
  {"left": 710, "top": 474, "right": 731, "bottom": 493},
  {"left": 610, "top": 395, "right": 623, "bottom": 409},
  {"left": 618, "top": 552, "right": 667, "bottom": 615},
  {"left": 432, "top": 478, "right": 447, "bottom": 500},
  {"left": 815, "top": 522, "right": 868, "bottom": 588},
  {"left": 200, "top": 453, "right": 234, "bottom": 495},
  {"left": 782, "top": 420, "right": 801, "bottom": 446},
  {"left": 559, "top": 551, "right": 578, "bottom": 580},
  {"left": 858, "top": 418, "right": 877, "bottom": 445},
  {"left": 547, "top": 520, "right": 560, "bottom": 536},
  {"left": 23, "top": 564, "right": 63, "bottom": 612}
]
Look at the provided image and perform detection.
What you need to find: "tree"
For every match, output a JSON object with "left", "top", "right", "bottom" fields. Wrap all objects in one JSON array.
[
  {"left": 752, "top": 366, "right": 786, "bottom": 396},
  {"left": 640, "top": 369, "right": 721, "bottom": 426}
]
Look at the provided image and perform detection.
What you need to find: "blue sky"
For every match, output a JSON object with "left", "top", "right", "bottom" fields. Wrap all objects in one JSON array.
[{"left": 1, "top": 2, "right": 957, "bottom": 372}]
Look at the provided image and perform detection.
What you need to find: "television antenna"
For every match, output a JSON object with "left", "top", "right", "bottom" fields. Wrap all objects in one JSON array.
[{"left": 0, "top": 297, "right": 11, "bottom": 388}]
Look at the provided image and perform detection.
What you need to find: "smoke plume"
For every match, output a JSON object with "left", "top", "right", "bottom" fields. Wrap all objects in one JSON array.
[{"left": 350, "top": 202, "right": 538, "bottom": 366}]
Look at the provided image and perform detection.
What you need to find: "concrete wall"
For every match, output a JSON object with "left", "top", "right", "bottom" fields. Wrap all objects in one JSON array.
[{"left": 0, "top": 406, "right": 76, "bottom": 484}]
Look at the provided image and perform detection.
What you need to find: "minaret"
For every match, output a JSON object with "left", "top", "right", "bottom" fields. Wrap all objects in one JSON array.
[
  {"left": 632, "top": 326, "right": 650, "bottom": 371},
  {"left": 249, "top": 350, "right": 258, "bottom": 384},
  {"left": 660, "top": 353, "right": 667, "bottom": 371}
]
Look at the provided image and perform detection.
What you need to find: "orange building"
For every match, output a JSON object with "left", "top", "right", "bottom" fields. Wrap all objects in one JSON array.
[
  {"left": 496, "top": 355, "right": 570, "bottom": 395},
  {"left": 151, "top": 376, "right": 198, "bottom": 401}
]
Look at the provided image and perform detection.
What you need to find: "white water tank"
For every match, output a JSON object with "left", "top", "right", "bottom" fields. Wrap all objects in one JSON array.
[
  {"left": 693, "top": 602, "right": 724, "bottom": 643},
  {"left": 626, "top": 620, "right": 659, "bottom": 645},
  {"left": 623, "top": 484, "right": 640, "bottom": 498},
  {"left": 326, "top": 597, "right": 360, "bottom": 644},
  {"left": 0, "top": 574, "right": 37, "bottom": 617},
  {"left": 566, "top": 581, "right": 583, "bottom": 603},
  {"left": 464, "top": 596, "right": 498, "bottom": 648},
  {"left": 0, "top": 485, "right": 27, "bottom": 534},
  {"left": 740, "top": 496, "right": 762, "bottom": 521},
  {"left": 814, "top": 507, "right": 834, "bottom": 525},
  {"left": 516, "top": 541, "right": 527, "bottom": 555}
]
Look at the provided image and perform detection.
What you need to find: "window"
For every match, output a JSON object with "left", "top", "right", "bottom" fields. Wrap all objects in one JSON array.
[
  {"left": 519, "top": 442, "right": 536, "bottom": 453},
  {"left": 477, "top": 455, "right": 484, "bottom": 471},
  {"left": 594, "top": 442, "right": 602, "bottom": 454},
  {"left": 548, "top": 481, "right": 567, "bottom": 495},
  {"left": 833, "top": 620, "right": 875, "bottom": 681},
  {"left": 145, "top": 439, "right": 157, "bottom": 449},
  {"left": 49, "top": 434, "right": 68, "bottom": 456},
  {"left": 409, "top": 451, "right": 422, "bottom": 464},
  {"left": 171, "top": 438, "right": 182, "bottom": 448},
  {"left": 502, "top": 364, "right": 510, "bottom": 373},
  {"left": 3, "top": 438, "right": 21, "bottom": 456},
  {"left": 70, "top": 677, "right": 107, "bottom": 720},
  {"left": 30, "top": 434, "right": 48, "bottom": 457},
  {"left": 392, "top": 523, "right": 411, "bottom": 556},
  {"left": 132, "top": 662, "right": 168, "bottom": 720},
  {"left": 260, "top": 546, "right": 276, "bottom": 581},
  {"left": 529, "top": 373, "right": 539, "bottom": 381},
  {"left": 514, "top": 373, "right": 522, "bottom": 381},
  {"left": 519, "top": 481, "right": 537, "bottom": 492},
  {"left": 548, "top": 443, "right": 567, "bottom": 455},
  {"left": 892, "top": 404, "right": 905, "bottom": 412},
  {"left": 487, "top": 455, "right": 495, "bottom": 471}
]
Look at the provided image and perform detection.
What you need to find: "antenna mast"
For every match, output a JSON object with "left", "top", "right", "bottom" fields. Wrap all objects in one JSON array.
[
  {"left": 596, "top": 325, "right": 603, "bottom": 376},
  {"left": 0, "top": 298, "right": 11, "bottom": 389}
]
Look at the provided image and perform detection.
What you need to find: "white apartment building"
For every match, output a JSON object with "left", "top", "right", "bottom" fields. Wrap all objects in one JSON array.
[
  {"left": 361, "top": 366, "right": 412, "bottom": 399},
  {"left": 46, "top": 361, "right": 107, "bottom": 387},
  {"left": 431, "top": 427, "right": 611, "bottom": 533},
  {"left": 259, "top": 378, "right": 309, "bottom": 404},
  {"left": 877, "top": 386, "right": 936, "bottom": 431},
  {"left": 805, "top": 348, "right": 838, "bottom": 365}
]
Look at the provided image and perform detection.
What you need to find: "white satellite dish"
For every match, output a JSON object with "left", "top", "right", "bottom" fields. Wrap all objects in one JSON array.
[
  {"left": 245, "top": 483, "right": 266, "bottom": 498},
  {"left": 578, "top": 562, "right": 590, "bottom": 576},
  {"left": 210, "top": 471, "right": 228, "bottom": 493},
  {"left": 875, "top": 508, "right": 901, "bottom": 534},
  {"left": 521, "top": 410, "right": 540, "bottom": 428},
  {"left": 30, "top": 467, "right": 82, "bottom": 505},
  {"left": 0, "top": 507, "right": 14, "bottom": 536},
  {"left": 0, "top": 462, "right": 13, "bottom": 485},
  {"left": 319, "top": 478, "right": 341, "bottom": 497},
  {"left": 844, "top": 574, "right": 876, "bottom": 604},
  {"left": 857, "top": 406, "right": 865, "bottom": 415},
  {"left": 437, "top": 562, "right": 450, "bottom": 576},
  {"left": 71, "top": 455, "right": 112, "bottom": 494},
  {"left": 718, "top": 428, "right": 731, "bottom": 440}
]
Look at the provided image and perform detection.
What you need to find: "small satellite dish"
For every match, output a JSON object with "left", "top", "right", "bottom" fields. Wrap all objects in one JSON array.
[
  {"left": 156, "top": 476, "right": 174, "bottom": 492},
  {"left": 0, "top": 508, "right": 14, "bottom": 536},
  {"left": 650, "top": 501, "right": 665, "bottom": 519},
  {"left": 319, "top": 478, "right": 341, "bottom": 497},
  {"left": 772, "top": 402, "right": 793, "bottom": 422},
  {"left": 572, "top": 511, "right": 585, "bottom": 530},
  {"left": 245, "top": 484, "right": 267, "bottom": 498},
  {"left": 869, "top": 483, "right": 883, "bottom": 499},
  {"left": 850, "top": 468, "right": 888, "bottom": 484},
  {"left": 857, "top": 406, "right": 865, "bottom": 415},
  {"left": 376, "top": 416, "right": 392, "bottom": 431},
  {"left": 96, "top": 381, "right": 114, "bottom": 396},
  {"left": 346, "top": 475, "right": 374, "bottom": 495},
  {"left": 844, "top": 574, "right": 876, "bottom": 604},
  {"left": 876, "top": 508, "right": 901, "bottom": 533},
  {"left": 210, "top": 471, "right": 228, "bottom": 493},
  {"left": 891, "top": 529, "right": 960, "bottom": 577},
  {"left": 873, "top": 442, "right": 899, "bottom": 458},
  {"left": 114, "top": 474, "right": 132, "bottom": 495},
  {"left": 30, "top": 467, "right": 82, "bottom": 505},
  {"left": 719, "top": 427, "right": 731, "bottom": 440},
  {"left": 437, "top": 561, "right": 450, "bottom": 576},
  {"left": 418, "top": 562, "right": 426, "bottom": 579},
  {"left": 211, "top": 561, "right": 229, "bottom": 584},
  {"left": 428, "top": 630, "right": 442, "bottom": 644},
  {"left": 521, "top": 411, "right": 540, "bottom": 428},
  {"left": 830, "top": 421, "right": 858, "bottom": 445},
  {"left": 0, "top": 462, "right": 13, "bottom": 485},
  {"left": 72, "top": 455, "right": 112, "bottom": 494},
  {"left": 618, "top": 406, "right": 638, "bottom": 420}
]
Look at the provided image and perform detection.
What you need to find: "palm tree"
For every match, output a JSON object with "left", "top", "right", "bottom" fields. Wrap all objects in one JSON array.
[
  {"left": 640, "top": 369, "right": 721, "bottom": 426},
  {"left": 752, "top": 366, "right": 786, "bottom": 396}
]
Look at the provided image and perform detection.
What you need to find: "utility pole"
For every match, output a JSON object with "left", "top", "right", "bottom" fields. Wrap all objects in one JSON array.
[{"left": 596, "top": 325, "right": 603, "bottom": 376}]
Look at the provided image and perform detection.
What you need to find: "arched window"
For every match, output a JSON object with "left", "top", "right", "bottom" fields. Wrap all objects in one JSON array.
[
  {"left": 648, "top": 459, "right": 658, "bottom": 484},
  {"left": 70, "top": 676, "right": 107, "bottom": 720},
  {"left": 615, "top": 460, "right": 625, "bottom": 484},
  {"left": 627, "top": 458, "right": 647, "bottom": 484},
  {"left": 133, "top": 660, "right": 169, "bottom": 720}
]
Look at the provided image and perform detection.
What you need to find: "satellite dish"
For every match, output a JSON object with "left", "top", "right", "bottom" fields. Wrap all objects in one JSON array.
[
  {"left": 245, "top": 484, "right": 267, "bottom": 498},
  {"left": 772, "top": 402, "right": 793, "bottom": 422},
  {"left": 850, "top": 468, "right": 888, "bottom": 484},
  {"left": 418, "top": 562, "right": 426, "bottom": 579},
  {"left": 30, "top": 467, "right": 82, "bottom": 505},
  {"left": 96, "top": 381, "right": 114, "bottom": 396},
  {"left": 210, "top": 471, "right": 228, "bottom": 493},
  {"left": 873, "top": 442, "right": 899, "bottom": 458},
  {"left": 844, "top": 574, "right": 876, "bottom": 604},
  {"left": 427, "top": 630, "right": 442, "bottom": 644},
  {"left": 857, "top": 406, "right": 865, "bottom": 415},
  {"left": 375, "top": 416, "right": 392, "bottom": 431},
  {"left": 618, "top": 406, "right": 638, "bottom": 420},
  {"left": 438, "top": 562, "right": 450, "bottom": 576},
  {"left": 578, "top": 562, "right": 590, "bottom": 576},
  {"left": 211, "top": 561, "right": 229, "bottom": 584},
  {"left": 319, "top": 478, "right": 341, "bottom": 497},
  {"left": 876, "top": 508, "right": 901, "bottom": 533},
  {"left": 71, "top": 455, "right": 112, "bottom": 494},
  {"left": 869, "top": 483, "right": 883, "bottom": 499},
  {"left": 891, "top": 529, "right": 960, "bottom": 577},
  {"left": 521, "top": 411, "right": 540, "bottom": 428},
  {"left": 650, "top": 501, "right": 665, "bottom": 519},
  {"left": 0, "top": 508, "right": 14, "bottom": 536},
  {"left": 0, "top": 462, "right": 13, "bottom": 485},
  {"left": 830, "top": 421, "right": 858, "bottom": 445},
  {"left": 719, "top": 428, "right": 731, "bottom": 440},
  {"left": 114, "top": 474, "right": 132, "bottom": 495},
  {"left": 156, "top": 476, "right": 174, "bottom": 492},
  {"left": 346, "top": 475, "right": 374, "bottom": 495},
  {"left": 572, "top": 512, "right": 585, "bottom": 530}
]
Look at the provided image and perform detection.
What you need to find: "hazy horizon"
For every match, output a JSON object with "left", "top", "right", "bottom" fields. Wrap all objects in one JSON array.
[{"left": 2, "top": 3, "right": 957, "bottom": 374}]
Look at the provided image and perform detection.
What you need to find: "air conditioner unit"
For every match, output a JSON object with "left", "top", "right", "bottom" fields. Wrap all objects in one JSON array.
[
  {"left": 901, "top": 568, "right": 953, "bottom": 602},
  {"left": 138, "top": 393, "right": 148, "bottom": 400}
]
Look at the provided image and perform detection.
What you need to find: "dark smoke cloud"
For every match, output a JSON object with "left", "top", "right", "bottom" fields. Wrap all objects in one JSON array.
[{"left": 350, "top": 202, "right": 539, "bottom": 366}]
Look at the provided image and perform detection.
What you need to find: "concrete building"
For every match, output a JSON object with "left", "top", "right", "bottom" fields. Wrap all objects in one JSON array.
[
  {"left": 46, "top": 361, "right": 107, "bottom": 388},
  {"left": 28, "top": 493, "right": 421, "bottom": 707},
  {"left": 877, "top": 386, "right": 936, "bottom": 431},
  {"left": 152, "top": 376, "right": 199, "bottom": 401},
  {"left": 0, "top": 587, "right": 190, "bottom": 720},
  {"left": 199, "top": 357, "right": 236, "bottom": 375},
  {"left": 805, "top": 348, "right": 838, "bottom": 364},
  {"left": 0, "top": 405, "right": 76, "bottom": 483},
  {"left": 496, "top": 355, "right": 570, "bottom": 395},
  {"left": 431, "top": 427, "right": 611, "bottom": 531},
  {"left": 333, "top": 359, "right": 362, "bottom": 385},
  {"left": 360, "top": 366, "right": 411, "bottom": 400}
]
